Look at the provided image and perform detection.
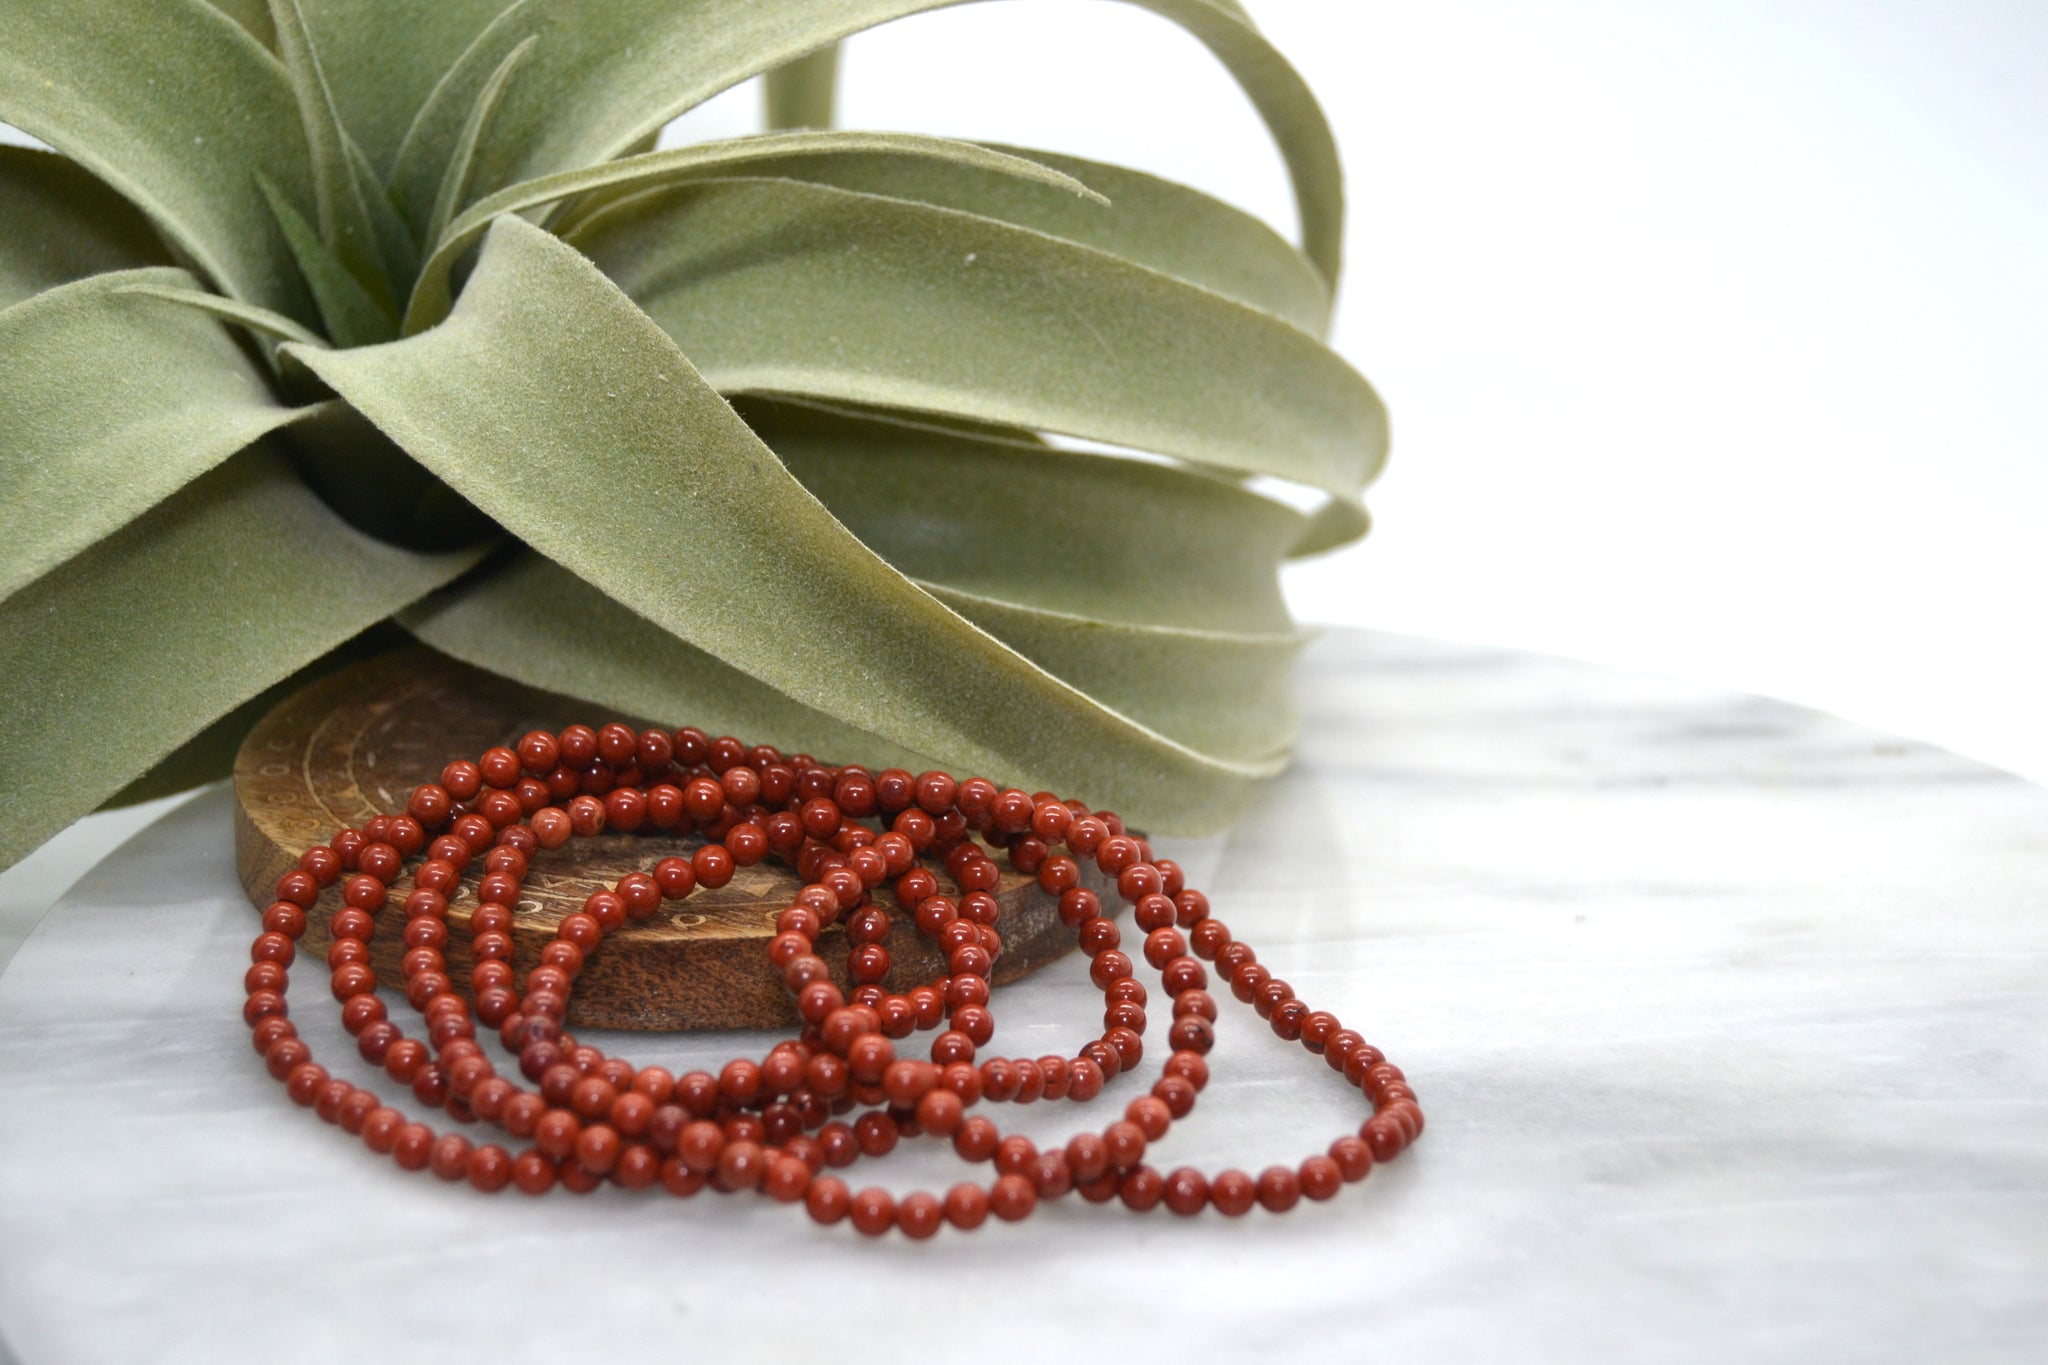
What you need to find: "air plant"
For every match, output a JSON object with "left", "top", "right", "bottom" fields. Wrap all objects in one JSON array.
[{"left": 0, "top": 0, "right": 1386, "bottom": 870}]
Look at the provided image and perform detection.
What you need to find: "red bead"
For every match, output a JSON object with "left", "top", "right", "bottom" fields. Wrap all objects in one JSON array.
[
  {"left": 1163, "top": 1167, "right": 1208, "bottom": 1217},
  {"left": 896, "top": 1191, "right": 943, "bottom": 1239},
  {"left": 1256, "top": 1165, "right": 1301, "bottom": 1212},
  {"left": 953, "top": 1116, "right": 1000, "bottom": 1163},
  {"left": 943, "top": 1182, "right": 989, "bottom": 1229},
  {"left": 990, "top": 1173, "right": 1037, "bottom": 1222},
  {"left": 1103, "top": 1120, "right": 1147, "bottom": 1171},
  {"left": 429, "top": 1133, "right": 473, "bottom": 1181},
  {"left": 1299, "top": 1155, "right": 1343, "bottom": 1201},
  {"left": 1331, "top": 1135, "right": 1375, "bottom": 1182},
  {"left": 261, "top": 902, "right": 306, "bottom": 938},
  {"left": 1118, "top": 1167, "right": 1165, "bottom": 1212},
  {"left": 1363, "top": 1117, "right": 1406, "bottom": 1163},
  {"left": 511, "top": 1152, "right": 557, "bottom": 1196},
  {"left": 806, "top": 1176, "right": 851, "bottom": 1224},
  {"left": 391, "top": 1124, "right": 434, "bottom": 1171},
  {"left": 849, "top": 1187, "right": 895, "bottom": 1237}
]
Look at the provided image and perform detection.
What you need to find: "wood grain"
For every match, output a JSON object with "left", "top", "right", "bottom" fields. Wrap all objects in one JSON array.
[{"left": 232, "top": 647, "right": 1083, "bottom": 1030}]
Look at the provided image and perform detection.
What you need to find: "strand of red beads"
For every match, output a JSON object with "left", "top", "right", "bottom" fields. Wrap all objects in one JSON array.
[{"left": 242, "top": 723, "right": 1423, "bottom": 1234}]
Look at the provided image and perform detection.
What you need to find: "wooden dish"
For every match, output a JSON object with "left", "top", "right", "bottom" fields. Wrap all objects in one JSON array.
[{"left": 232, "top": 647, "right": 1081, "bottom": 1030}]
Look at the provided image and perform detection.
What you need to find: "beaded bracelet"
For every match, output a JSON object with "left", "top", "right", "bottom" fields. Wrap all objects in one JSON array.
[{"left": 243, "top": 724, "right": 1422, "bottom": 1234}]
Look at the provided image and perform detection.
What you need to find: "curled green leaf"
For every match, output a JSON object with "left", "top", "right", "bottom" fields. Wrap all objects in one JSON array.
[
  {"left": 390, "top": 0, "right": 1343, "bottom": 284},
  {"left": 738, "top": 397, "right": 1305, "bottom": 634},
  {"left": 406, "top": 131, "right": 1102, "bottom": 333},
  {"left": 257, "top": 173, "right": 395, "bottom": 345},
  {"left": 680, "top": 141, "right": 1332, "bottom": 336},
  {"left": 405, "top": 552, "right": 948, "bottom": 778},
  {"left": 0, "top": 0, "right": 317, "bottom": 320},
  {"left": 0, "top": 267, "right": 314, "bottom": 598},
  {"left": 117, "top": 281, "right": 328, "bottom": 348},
  {"left": 289, "top": 217, "right": 1281, "bottom": 831},
  {"left": 423, "top": 34, "right": 539, "bottom": 253},
  {"left": 0, "top": 444, "right": 489, "bottom": 868},
  {"left": 573, "top": 177, "right": 1383, "bottom": 544},
  {"left": 763, "top": 44, "right": 840, "bottom": 131},
  {"left": 0, "top": 147, "right": 172, "bottom": 309},
  {"left": 267, "top": 0, "right": 392, "bottom": 308},
  {"left": 301, "top": 0, "right": 516, "bottom": 173},
  {"left": 922, "top": 583, "right": 1309, "bottom": 763}
]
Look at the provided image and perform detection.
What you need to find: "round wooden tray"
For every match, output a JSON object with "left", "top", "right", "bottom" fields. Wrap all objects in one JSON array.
[{"left": 232, "top": 647, "right": 1084, "bottom": 1030}]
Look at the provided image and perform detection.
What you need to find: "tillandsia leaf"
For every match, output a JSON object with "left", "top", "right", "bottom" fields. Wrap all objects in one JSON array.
[
  {"left": 404, "top": 132, "right": 1102, "bottom": 334},
  {"left": 287, "top": 217, "right": 1281, "bottom": 831},
  {"left": 920, "top": 584, "right": 1308, "bottom": 763},
  {"left": 100, "top": 621, "right": 413, "bottom": 809},
  {"left": 278, "top": 401, "right": 501, "bottom": 552},
  {"left": 571, "top": 178, "right": 1383, "bottom": 544},
  {"left": 0, "top": 445, "right": 490, "bottom": 871},
  {"left": 0, "top": 267, "right": 317, "bottom": 599},
  {"left": 743, "top": 401, "right": 1309, "bottom": 759},
  {"left": 265, "top": 0, "right": 395, "bottom": 312},
  {"left": 537, "top": 134, "right": 1101, "bottom": 248},
  {"left": 404, "top": 553, "right": 949, "bottom": 779},
  {"left": 0, "top": 0, "right": 317, "bottom": 322},
  {"left": 257, "top": 174, "right": 395, "bottom": 345},
  {"left": 1291, "top": 492, "right": 1374, "bottom": 559},
  {"left": 346, "top": 137, "right": 422, "bottom": 294},
  {"left": 389, "top": 0, "right": 1344, "bottom": 287},
  {"left": 116, "top": 281, "right": 328, "bottom": 349},
  {"left": 0, "top": 147, "right": 172, "bottom": 309},
  {"left": 302, "top": 0, "right": 519, "bottom": 174},
  {"left": 735, "top": 397, "right": 1305, "bottom": 635},
  {"left": 423, "top": 35, "right": 540, "bottom": 255},
  {"left": 763, "top": 44, "right": 840, "bottom": 131},
  {"left": 672, "top": 142, "right": 1333, "bottom": 337},
  {"left": 203, "top": 0, "right": 278, "bottom": 49},
  {"left": 403, "top": 552, "right": 1294, "bottom": 789}
]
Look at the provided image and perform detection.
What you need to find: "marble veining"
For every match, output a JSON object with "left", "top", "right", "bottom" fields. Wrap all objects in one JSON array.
[{"left": 1, "top": 630, "right": 2042, "bottom": 1364}]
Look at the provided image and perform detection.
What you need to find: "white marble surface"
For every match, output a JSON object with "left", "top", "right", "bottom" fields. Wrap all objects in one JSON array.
[{"left": 2, "top": 630, "right": 2043, "bottom": 1364}]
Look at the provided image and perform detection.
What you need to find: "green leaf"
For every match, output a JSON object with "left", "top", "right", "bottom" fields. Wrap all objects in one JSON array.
[
  {"left": 266, "top": 0, "right": 394, "bottom": 311},
  {"left": 301, "top": 0, "right": 517, "bottom": 174},
  {"left": 571, "top": 177, "right": 1382, "bottom": 543},
  {"left": 410, "top": 554, "right": 1302, "bottom": 789},
  {"left": 279, "top": 400, "right": 500, "bottom": 551},
  {"left": 99, "top": 620, "right": 412, "bottom": 809},
  {"left": 405, "top": 131, "right": 1101, "bottom": 334},
  {"left": 738, "top": 398, "right": 1310, "bottom": 759},
  {"left": 287, "top": 216, "right": 1279, "bottom": 832},
  {"left": 0, "top": 267, "right": 312, "bottom": 599},
  {"left": 257, "top": 173, "right": 394, "bottom": 345},
  {"left": 0, "top": 445, "right": 489, "bottom": 870},
  {"left": 404, "top": 553, "right": 947, "bottom": 777},
  {"left": 422, "top": 35, "right": 539, "bottom": 254},
  {"left": 0, "top": 0, "right": 317, "bottom": 322},
  {"left": 737, "top": 397, "right": 1303, "bottom": 634},
  {"left": 763, "top": 44, "right": 840, "bottom": 131},
  {"left": 0, "top": 147, "right": 171, "bottom": 309},
  {"left": 346, "top": 135, "right": 422, "bottom": 294},
  {"left": 203, "top": 0, "right": 278, "bottom": 50},
  {"left": 388, "top": 0, "right": 1345, "bottom": 285},
  {"left": 922, "top": 584, "right": 1307, "bottom": 763},
  {"left": 116, "top": 281, "right": 328, "bottom": 349},
  {"left": 680, "top": 141, "right": 1332, "bottom": 336}
]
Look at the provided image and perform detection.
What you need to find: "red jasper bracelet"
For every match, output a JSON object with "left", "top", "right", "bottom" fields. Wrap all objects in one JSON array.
[{"left": 243, "top": 723, "right": 1423, "bottom": 1234}]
